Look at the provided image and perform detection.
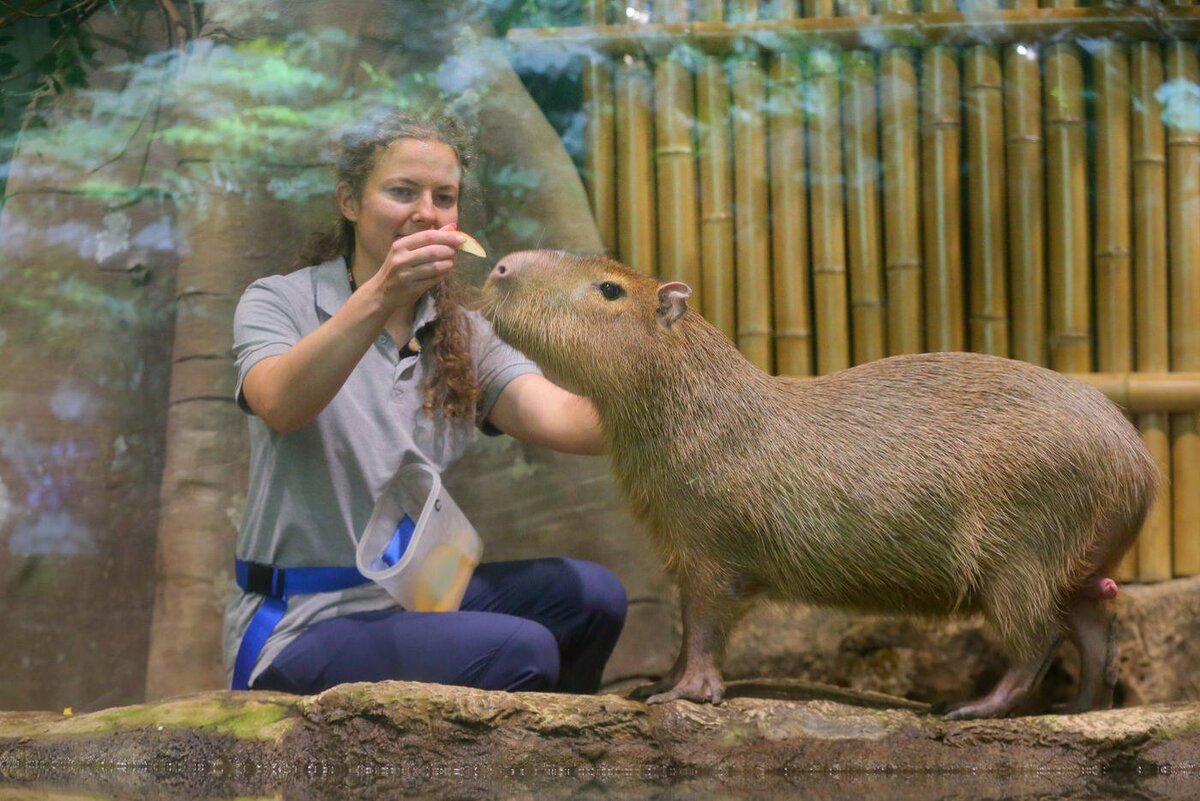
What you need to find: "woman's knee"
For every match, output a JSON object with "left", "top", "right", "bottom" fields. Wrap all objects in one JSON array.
[
  {"left": 569, "top": 558, "right": 628, "bottom": 634},
  {"left": 486, "top": 620, "right": 560, "bottom": 691}
]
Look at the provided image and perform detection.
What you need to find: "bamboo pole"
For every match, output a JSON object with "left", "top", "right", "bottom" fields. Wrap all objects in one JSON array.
[
  {"left": 921, "top": 0, "right": 964, "bottom": 353},
  {"left": 1094, "top": 41, "right": 1134, "bottom": 379},
  {"left": 506, "top": 9, "right": 1200, "bottom": 55},
  {"left": 806, "top": 20, "right": 851, "bottom": 373},
  {"left": 582, "top": 0, "right": 616, "bottom": 254},
  {"left": 1068, "top": 373, "right": 1200, "bottom": 412},
  {"left": 729, "top": 0, "right": 774, "bottom": 371},
  {"left": 769, "top": 8, "right": 814, "bottom": 376},
  {"left": 615, "top": 53, "right": 658, "bottom": 273},
  {"left": 1166, "top": 36, "right": 1200, "bottom": 576},
  {"left": 1132, "top": 41, "right": 1173, "bottom": 582},
  {"left": 842, "top": 0, "right": 887, "bottom": 365},
  {"left": 879, "top": 0, "right": 923, "bottom": 356},
  {"left": 1043, "top": 0, "right": 1089, "bottom": 374},
  {"left": 1094, "top": 32, "right": 1136, "bottom": 581},
  {"left": 654, "top": 39, "right": 701, "bottom": 292},
  {"left": 1004, "top": 14, "right": 1046, "bottom": 366},
  {"left": 696, "top": 2, "right": 737, "bottom": 340},
  {"left": 964, "top": 5, "right": 1008, "bottom": 358},
  {"left": 768, "top": 371, "right": 1200, "bottom": 409}
]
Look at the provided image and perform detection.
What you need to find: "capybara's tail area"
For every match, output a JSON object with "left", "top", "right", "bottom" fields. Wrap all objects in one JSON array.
[{"left": 1091, "top": 442, "right": 1161, "bottom": 577}]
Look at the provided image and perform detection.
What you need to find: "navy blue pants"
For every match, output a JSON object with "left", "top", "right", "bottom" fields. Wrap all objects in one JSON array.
[{"left": 251, "top": 557, "right": 626, "bottom": 695}]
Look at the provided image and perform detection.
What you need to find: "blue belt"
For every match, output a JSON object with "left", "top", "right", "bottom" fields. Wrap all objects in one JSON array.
[{"left": 231, "top": 515, "right": 415, "bottom": 690}]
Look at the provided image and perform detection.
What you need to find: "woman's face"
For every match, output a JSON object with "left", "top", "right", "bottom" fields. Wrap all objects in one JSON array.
[{"left": 339, "top": 137, "right": 461, "bottom": 270}]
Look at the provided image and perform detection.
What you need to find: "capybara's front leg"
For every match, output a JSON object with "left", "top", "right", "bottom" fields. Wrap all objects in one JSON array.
[{"left": 643, "top": 578, "right": 742, "bottom": 705}]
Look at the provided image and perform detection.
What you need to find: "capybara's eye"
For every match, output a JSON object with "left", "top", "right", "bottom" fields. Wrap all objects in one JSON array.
[{"left": 597, "top": 281, "right": 625, "bottom": 301}]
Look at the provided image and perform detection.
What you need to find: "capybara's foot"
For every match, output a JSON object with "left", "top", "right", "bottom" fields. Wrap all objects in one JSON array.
[
  {"left": 629, "top": 677, "right": 678, "bottom": 701},
  {"left": 644, "top": 667, "right": 725, "bottom": 705},
  {"left": 1051, "top": 695, "right": 1115, "bottom": 715},
  {"left": 942, "top": 696, "right": 1019, "bottom": 721}
]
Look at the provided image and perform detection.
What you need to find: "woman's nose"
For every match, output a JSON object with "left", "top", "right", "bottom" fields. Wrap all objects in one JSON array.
[{"left": 413, "top": 192, "right": 435, "bottom": 220}]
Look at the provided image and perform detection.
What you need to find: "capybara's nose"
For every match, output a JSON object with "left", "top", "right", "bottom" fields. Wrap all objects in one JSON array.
[{"left": 489, "top": 255, "right": 525, "bottom": 283}]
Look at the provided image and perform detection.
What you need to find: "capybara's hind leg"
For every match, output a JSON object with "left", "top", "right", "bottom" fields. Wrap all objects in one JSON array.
[
  {"left": 942, "top": 635, "right": 1062, "bottom": 720},
  {"left": 1061, "top": 591, "right": 1119, "bottom": 713}
]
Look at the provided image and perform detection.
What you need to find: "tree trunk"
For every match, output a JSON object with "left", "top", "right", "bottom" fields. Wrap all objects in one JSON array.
[
  {"left": 0, "top": 13, "right": 178, "bottom": 711},
  {"left": 142, "top": 0, "right": 629, "bottom": 699},
  {"left": 142, "top": 0, "right": 351, "bottom": 698}
]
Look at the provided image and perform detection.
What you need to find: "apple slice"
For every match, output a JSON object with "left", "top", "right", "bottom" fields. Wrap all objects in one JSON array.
[{"left": 456, "top": 232, "right": 487, "bottom": 258}]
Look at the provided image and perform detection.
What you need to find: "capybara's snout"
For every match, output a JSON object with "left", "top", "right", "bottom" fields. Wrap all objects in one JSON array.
[
  {"left": 486, "top": 250, "right": 540, "bottom": 286},
  {"left": 487, "top": 258, "right": 513, "bottom": 283}
]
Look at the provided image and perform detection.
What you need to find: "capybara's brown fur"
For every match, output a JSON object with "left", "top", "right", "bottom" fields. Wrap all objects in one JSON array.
[{"left": 481, "top": 250, "right": 1159, "bottom": 718}]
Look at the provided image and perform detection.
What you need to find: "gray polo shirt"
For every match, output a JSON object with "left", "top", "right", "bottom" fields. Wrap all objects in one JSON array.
[{"left": 222, "top": 257, "right": 539, "bottom": 687}]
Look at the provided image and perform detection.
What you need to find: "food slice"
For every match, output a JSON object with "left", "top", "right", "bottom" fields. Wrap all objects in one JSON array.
[{"left": 456, "top": 232, "right": 487, "bottom": 258}]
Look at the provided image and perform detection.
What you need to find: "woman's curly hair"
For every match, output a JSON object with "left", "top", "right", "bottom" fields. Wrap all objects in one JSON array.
[{"left": 296, "top": 109, "right": 480, "bottom": 420}]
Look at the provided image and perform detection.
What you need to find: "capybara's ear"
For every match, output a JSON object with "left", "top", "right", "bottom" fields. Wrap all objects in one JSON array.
[{"left": 656, "top": 282, "right": 692, "bottom": 328}]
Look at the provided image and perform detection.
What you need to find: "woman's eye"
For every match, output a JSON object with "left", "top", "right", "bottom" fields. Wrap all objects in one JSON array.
[
  {"left": 598, "top": 281, "right": 624, "bottom": 301},
  {"left": 389, "top": 187, "right": 416, "bottom": 200},
  {"left": 436, "top": 194, "right": 458, "bottom": 207}
]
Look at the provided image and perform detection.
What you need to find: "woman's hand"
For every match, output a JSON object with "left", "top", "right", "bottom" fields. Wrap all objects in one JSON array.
[
  {"left": 243, "top": 226, "right": 463, "bottom": 434},
  {"left": 363, "top": 224, "right": 467, "bottom": 312}
]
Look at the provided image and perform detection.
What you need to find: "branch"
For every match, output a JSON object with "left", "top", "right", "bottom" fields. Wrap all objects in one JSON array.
[
  {"left": 0, "top": 0, "right": 99, "bottom": 29},
  {"left": 0, "top": 0, "right": 68, "bottom": 28},
  {"left": 157, "top": 0, "right": 190, "bottom": 49}
]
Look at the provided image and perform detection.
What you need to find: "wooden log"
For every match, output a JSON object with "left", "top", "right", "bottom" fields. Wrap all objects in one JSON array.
[
  {"left": 1132, "top": 41, "right": 1173, "bottom": 582},
  {"left": 879, "top": 0, "right": 923, "bottom": 355},
  {"left": 1166, "top": 36, "right": 1200, "bottom": 576},
  {"left": 964, "top": 23, "right": 1009, "bottom": 357}
]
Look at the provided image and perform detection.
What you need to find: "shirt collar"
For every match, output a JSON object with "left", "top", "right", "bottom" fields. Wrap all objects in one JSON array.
[{"left": 313, "top": 256, "right": 439, "bottom": 336}]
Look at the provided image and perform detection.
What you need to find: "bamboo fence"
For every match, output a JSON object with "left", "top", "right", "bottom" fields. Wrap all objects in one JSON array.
[
  {"left": 730, "top": 1, "right": 774, "bottom": 370},
  {"left": 697, "top": 0, "right": 738, "bottom": 341},
  {"left": 769, "top": 2, "right": 814, "bottom": 376},
  {"left": 965, "top": 0, "right": 1008, "bottom": 358},
  {"left": 512, "top": 2, "right": 1200, "bottom": 582}
]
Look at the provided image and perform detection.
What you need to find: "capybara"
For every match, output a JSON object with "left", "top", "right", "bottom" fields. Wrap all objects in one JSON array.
[{"left": 480, "top": 250, "right": 1158, "bottom": 719}]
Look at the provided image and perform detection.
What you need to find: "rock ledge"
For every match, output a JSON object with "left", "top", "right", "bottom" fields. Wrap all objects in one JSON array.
[{"left": 2, "top": 680, "right": 1199, "bottom": 798}]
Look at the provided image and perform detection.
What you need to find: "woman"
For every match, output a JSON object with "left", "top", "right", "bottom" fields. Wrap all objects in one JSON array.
[{"left": 224, "top": 109, "right": 626, "bottom": 695}]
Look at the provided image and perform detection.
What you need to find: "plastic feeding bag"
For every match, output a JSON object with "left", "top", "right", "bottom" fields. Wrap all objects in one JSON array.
[{"left": 355, "top": 462, "right": 483, "bottom": 612}]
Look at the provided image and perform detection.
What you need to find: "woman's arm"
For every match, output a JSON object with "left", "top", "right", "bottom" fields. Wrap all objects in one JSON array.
[
  {"left": 241, "top": 287, "right": 392, "bottom": 433},
  {"left": 243, "top": 229, "right": 464, "bottom": 433},
  {"left": 486, "top": 374, "right": 606, "bottom": 456}
]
